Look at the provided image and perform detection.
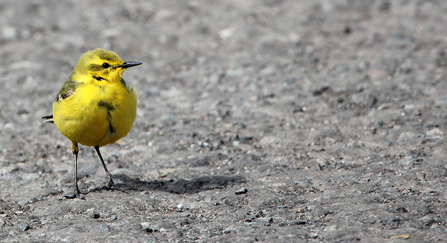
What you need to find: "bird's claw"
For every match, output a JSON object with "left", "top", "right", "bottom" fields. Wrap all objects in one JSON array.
[
  {"left": 85, "top": 179, "right": 127, "bottom": 194},
  {"left": 64, "top": 186, "right": 85, "bottom": 200}
]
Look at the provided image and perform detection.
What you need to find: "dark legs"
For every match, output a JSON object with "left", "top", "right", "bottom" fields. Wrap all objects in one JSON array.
[
  {"left": 64, "top": 144, "right": 120, "bottom": 199},
  {"left": 86, "top": 145, "right": 125, "bottom": 194},
  {"left": 65, "top": 142, "right": 82, "bottom": 199},
  {"left": 94, "top": 146, "right": 115, "bottom": 189}
]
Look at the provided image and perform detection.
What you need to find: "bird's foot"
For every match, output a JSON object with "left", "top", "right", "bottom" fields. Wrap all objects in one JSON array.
[
  {"left": 86, "top": 179, "right": 127, "bottom": 194},
  {"left": 106, "top": 178, "right": 115, "bottom": 189},
  {"left": 64, "top": 185, "right": 85, "bottom": 200}
]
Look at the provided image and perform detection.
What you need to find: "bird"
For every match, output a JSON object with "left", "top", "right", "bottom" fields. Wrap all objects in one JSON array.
[{"left": 42, "top": 48, "right": 142, "bottom": 198}]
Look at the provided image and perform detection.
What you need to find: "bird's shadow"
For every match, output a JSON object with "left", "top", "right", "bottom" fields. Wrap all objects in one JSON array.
[{"left": 111, "top": 174, "right": 246, "bottom": 194}]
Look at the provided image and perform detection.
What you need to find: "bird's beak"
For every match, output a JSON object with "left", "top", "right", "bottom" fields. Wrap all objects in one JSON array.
[{"left": 118, "top": 61, "right": 142, "bottom": 69}]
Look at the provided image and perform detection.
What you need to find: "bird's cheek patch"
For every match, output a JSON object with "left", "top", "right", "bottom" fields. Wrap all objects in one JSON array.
[{"left": 88, "top": 64, "right": 103, "bottom": 71}]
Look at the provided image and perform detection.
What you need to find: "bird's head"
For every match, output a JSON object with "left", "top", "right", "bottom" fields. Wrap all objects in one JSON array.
[{"left": 71, "top": 48, "right": 142, "bottom": 84}]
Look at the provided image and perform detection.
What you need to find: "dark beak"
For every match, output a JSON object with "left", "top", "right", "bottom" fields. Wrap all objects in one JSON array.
[{"left": 119, "top": 61, "right": 142, "bottom": 69}]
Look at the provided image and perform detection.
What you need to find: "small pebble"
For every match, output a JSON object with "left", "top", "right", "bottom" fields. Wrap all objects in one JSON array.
[
  {"left": 235, "top": 188, "right": 248, "bottom": 194},
  {"left": 141, "top": 222, "right": 151, "bottom": 228},
  {"left": 107, "top": 215, "right": 117, "bottom": 222},
  {"left": 17, "top": 222, "right": 30, "bottom": 232},
  {"left": 291, "top": 220, "right": 307, "bottom": 225},
  {"left": 282, "top": 77, "right": 297, "bottom": 85},
  {"left": 98, "top": 224, "right": 110, "bottom": 233},
  {"left": 293, "top": 106, "right": 307, "bottom": 113},
  {"left": 177, "top": 204, "right": 188, "bottom": 212},
  {"left": 245, "top": 215, "right": 255, "bottom": 222},
  {"left": 2, "top": 26, "right": 17, "bottom": 40},
  {"left": 218, "top": 27, "right": 233, "bottom": 39}
]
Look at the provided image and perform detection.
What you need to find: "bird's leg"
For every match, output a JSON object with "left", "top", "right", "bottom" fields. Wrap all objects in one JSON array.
[
  {"left": 94, "top": 146, "right": 115, "bottom": 189},
  {"left": 84, "top": 146, "right": 127, "bottom": 194},
  {"left": 65, "top": 142, "right": 84, "bottom": 199}
]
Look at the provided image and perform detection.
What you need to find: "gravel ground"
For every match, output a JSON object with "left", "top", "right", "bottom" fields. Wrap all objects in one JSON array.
[{"left": 1, "top": 0, "right": 447, "bottom": 242}]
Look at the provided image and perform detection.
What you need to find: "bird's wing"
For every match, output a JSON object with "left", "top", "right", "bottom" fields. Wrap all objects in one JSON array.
[
  {"left": 43, "top": 79, "right": 78, "bottom": 124},
  {"left": 55, "top": 79, "right": 77, "bottom": 102}
]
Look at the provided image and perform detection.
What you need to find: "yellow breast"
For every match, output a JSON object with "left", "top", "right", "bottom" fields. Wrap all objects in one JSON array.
[{"left": 52, "top": 81, "right": 137, "bottom": 147}]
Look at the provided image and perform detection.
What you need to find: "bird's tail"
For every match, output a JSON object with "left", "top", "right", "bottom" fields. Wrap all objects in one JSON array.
[{"left": 42, "top": 115, "right": 54, "bottom": 124}]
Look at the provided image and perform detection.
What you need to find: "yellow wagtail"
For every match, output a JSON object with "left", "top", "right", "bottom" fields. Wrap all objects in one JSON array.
[{"left": 42, "top": 48, "right": 142, "bottom": 198}]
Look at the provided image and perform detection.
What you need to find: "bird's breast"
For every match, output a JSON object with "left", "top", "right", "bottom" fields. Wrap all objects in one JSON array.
[{"left": 53, "top": 82, "right": 137, "bottom": 147}]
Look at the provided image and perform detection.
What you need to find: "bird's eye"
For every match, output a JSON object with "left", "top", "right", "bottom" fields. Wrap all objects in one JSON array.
[{"left": 102, "top": 63, "right": 110, "bottom": 68}]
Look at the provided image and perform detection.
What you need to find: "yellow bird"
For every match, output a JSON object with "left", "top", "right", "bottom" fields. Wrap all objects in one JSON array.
[{"left": 42, "top": 48, "right": 142, "bottom": 198}]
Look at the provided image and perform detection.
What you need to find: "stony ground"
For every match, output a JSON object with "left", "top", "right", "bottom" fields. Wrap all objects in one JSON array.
[{"left": 1, "top": 0, "right": 447, "bottom": 242}]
